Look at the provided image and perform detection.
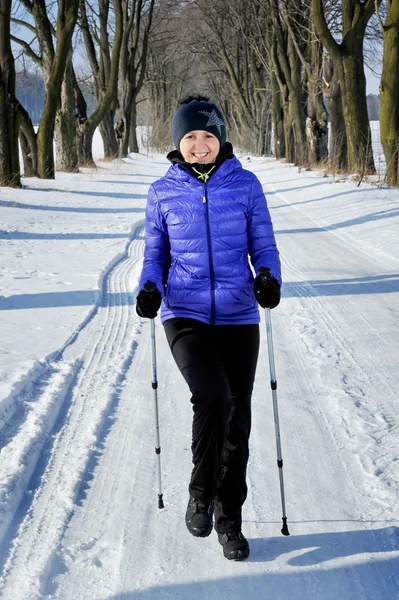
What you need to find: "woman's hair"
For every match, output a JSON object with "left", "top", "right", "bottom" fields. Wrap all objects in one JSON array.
[{"left": 179, "top": 94, "right": 210, "bottom": 105}]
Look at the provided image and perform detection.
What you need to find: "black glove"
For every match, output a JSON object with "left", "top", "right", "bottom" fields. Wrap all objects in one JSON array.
[
  {"left": 136, "top": 281, "right": 162, "bottom": 318},
  {"left": 253, "top": 267, "right": 281, "bottom": 309}
]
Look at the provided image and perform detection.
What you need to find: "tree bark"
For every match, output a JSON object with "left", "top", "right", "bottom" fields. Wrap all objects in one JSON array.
[
  {"left": 305, "top": 20, "right": 328, "bottom": 165},
  {"left": 322, "top": 54, "right": 347, "bottom": 172},
  {"left": 99, "top": 110, "right": 118, "bottom": 159},
  {"left": 312, "top": 0, "right": 379, "bottom": 174},
  {"left": 270, "top": 31, "right": 286, "bottom": 160},
  {"left": 129, "top": 100, "right": 139, "bottom": 153},
  {"left": 17, "top": 99, "right": 38, "bottom": 177},
  {"left": 379, "top": 0, "right": 399, "bottom": 186},
  {"left": 79, "top": 0, "right": 123, "bottom": 166},
  {"left": 270, "top": 0, "right": 307, "bottom": 166},
  {"left": 0, "top": 0, "right": 20, "bottom": 187},
  {"left": 35, "top": 1, "right": 79, "bottom": 178},
  {"left": 55, "top": 54, "right": 79, "bottom": 172},
  {"left": 119, "top": 0, "right": 155, "bottom": 158},
  {"left": 271, "top": 69, "right": 286, "bottom": 159}
]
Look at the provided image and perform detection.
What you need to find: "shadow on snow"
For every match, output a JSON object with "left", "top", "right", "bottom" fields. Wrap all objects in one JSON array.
[
  {"left": 0, "top": 199, "right": 145, "bottom": 213},
  {"left": 1, "top": 273, "right": 398, "bottom": 310},
  {"left": 0, "top": 231, "right": 130, "bottom": 240},
  {"left": 100, "top": 527, "right": 399, "bottom": 599}
]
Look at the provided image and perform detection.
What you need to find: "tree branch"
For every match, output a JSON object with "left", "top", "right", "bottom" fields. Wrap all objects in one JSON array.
[
  {"left": 374, "top": 0, "right": 385, "bottom": 31},
  {"left": 311, "top": 0, "right": 342, "bottom": 59},
  {"left": 11, "top": 17, "right": 37, "bottom": 34},
  {"left": 10, "top": 34, "right": 41, "bottom": 64},
  {"left": 281, "top": 0, "right": 311, "bottom": 77}
]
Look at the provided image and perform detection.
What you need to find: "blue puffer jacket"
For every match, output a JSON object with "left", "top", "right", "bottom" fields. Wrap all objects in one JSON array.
[{"left": 139, "top": 156, "right": 281, "bottom": 325}]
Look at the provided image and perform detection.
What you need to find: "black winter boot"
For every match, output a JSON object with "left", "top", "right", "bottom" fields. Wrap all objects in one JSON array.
[
  {"left": 218, "top": 532, "right": 250, "bottom": 560},
  {"left": 185, "top": 496, "right": 214, "bottom": 537}
]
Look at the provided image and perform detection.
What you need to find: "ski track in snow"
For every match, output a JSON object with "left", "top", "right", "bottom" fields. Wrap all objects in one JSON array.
[
  {"left": 1, "top": 159, "right": 399, "bottom": 599},
  {"left": 0, "top": 220, "right": 146, "bottom": 598}
]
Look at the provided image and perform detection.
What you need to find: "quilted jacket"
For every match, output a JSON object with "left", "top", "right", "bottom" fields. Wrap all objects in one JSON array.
[{"left": 139, "top": 156, "right": 281, "bottom": 325}]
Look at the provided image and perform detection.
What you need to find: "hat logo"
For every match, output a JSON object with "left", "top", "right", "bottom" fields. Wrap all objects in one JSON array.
[{"left": 198, "top": 109, "right": 225, "bottom": 135}]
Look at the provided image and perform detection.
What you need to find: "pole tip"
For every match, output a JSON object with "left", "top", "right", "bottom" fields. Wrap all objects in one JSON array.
[
  {"left": 158, "top": 494, "right": 164, "bottom": 509},
  {"left": 281, "top": 517, "right": 290, "bottom": 536}
]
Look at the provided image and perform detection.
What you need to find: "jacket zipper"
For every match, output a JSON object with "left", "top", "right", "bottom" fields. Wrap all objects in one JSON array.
[{"left": 203, "top": 185, "right": 216, "bottom": 324}]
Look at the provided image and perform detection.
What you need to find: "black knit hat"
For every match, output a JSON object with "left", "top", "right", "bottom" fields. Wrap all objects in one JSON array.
[{"left": 172, "top": 99, "right": 226, "bottom": 151}]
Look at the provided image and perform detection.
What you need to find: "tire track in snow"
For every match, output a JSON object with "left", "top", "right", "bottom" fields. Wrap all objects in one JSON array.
[
  {"left": 259, "top": 170, "right": 399, "bottom": 518},
  {"left": 0, "top": 222, "right": 145, "bottom": 599},
  {"left": 279, "top": 247, "right": 398, "bottom": 518}
]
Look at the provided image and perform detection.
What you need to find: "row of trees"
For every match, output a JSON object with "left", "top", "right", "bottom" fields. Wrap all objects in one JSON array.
[{"left": 0, "top": 0, "right": 398, "bottom": 187}]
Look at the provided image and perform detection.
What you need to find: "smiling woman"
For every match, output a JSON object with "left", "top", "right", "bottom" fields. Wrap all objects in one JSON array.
[
  {"left": 179, "top": 131, "right": 220, "bottom": 165},
  {"left": 135, "top": 94, "right": 282, "bottom": 562}
]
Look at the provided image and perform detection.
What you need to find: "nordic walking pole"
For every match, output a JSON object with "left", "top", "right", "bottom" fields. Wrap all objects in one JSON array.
[
  {"left": 265, "top": 307, "right": 290, "bottom": 535},
  {"left": 144, "top": 282, "right": 164, "bottom": 509}
]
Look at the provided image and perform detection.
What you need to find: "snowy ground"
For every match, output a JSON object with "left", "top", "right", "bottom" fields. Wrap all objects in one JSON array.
[{"left": 0, "top": 142, "right": 399, "bottom": 599}]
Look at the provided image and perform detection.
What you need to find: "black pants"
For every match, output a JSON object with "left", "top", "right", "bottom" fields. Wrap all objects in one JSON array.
[{"left": 164, "top": 318, "right": 259, "bottom": 533}]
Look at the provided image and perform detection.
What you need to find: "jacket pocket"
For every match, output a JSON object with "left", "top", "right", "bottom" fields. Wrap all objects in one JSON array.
[{"left": 165, "top": 260, "right": 178, "bottom": 305}]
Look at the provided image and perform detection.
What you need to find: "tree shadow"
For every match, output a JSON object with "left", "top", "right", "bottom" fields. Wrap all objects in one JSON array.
[
  {"left": 248, "top": 526, "right": 399, "bottom": 566},
  {"left": 271, "top": 185, "right": 376, "bottom": 208},
  {"left": 29, "top": 188, "right": 148, "bottom": 200},
  {"left": 97, "top": 180, "right": 156, "bottom": 185},
  {"left": 282, "top": 273, "right": 399, "bottom": 297},
  {"left": 2, "top": 273, "right": 398, "bottom": 311},
  {"left": 0, "top": 231, "right": 129, "bottom": 240},
  {"left": 0, "top": 199, "right": 144, "bottom": 213},
  {"left": 275, "top": 207, "right": 399, "bottom": 234},
  {"left": 100, "top": 528, "right": 399, "bottom": 600},
  {"left": 266, "top": 180, "right": 330, "bottom": 195},
  {"left": 0, "top": 290, "right": 136, "bottom": 310}
]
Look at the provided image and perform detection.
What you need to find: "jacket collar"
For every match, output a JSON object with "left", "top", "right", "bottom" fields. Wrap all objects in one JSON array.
[{"left": 165, "top": 142, "right": 241, "bottom": 185}]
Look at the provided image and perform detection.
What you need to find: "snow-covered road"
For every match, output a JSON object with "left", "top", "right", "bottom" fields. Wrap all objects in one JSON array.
[{"left": 1, "top": 155, "right": 398, "bottom": 599}]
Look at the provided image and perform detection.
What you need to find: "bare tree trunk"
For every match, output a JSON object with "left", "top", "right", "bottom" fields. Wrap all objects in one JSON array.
[
  {"left": 322, "top": 54, "right": 347, "bottom": 172},
  {"left": 0, "top": 0, "right": 20, "bottom": 187},
  {"left": 129, "top": 100, "right": 139, "bottom": 153},
  {"left": 17, "top": 101, "right": 38, "bottom": 177},
  {"left": 99, "top": 110, "right": 118, "bottom": 159},
  {"left": 55, "top": 55, "right": 79, "bottom": 172},
  {"left": 306, "top": 21, "right": 328, "bottom": 165},
  {"left": 271, "top": 74, "right": 286, "bottom": 159},
  {"left": 379, "top": 0, "right": 399, "bottom": 186},
  {"left": 77, "top": 125, "right": 95, "bottom": 168},
  {"left": 270, "top": 0, "right": 307, "bottom": 166},
  {"left": 312, "top": 0, "right": 379, "bottom": 175},
  {"left": 336, "top": 51, "right": 374, "bottom": 174},
  {"left": 34, "top": 1, "right": 79, "bottom": 178},
  {"left": 270, "top": 34, "right": 286, "bottom": 159},
  {"left": 119, "top": 0, "right": 155, "bottom": 158},
  {"left": 79, "top": 0, "right": 123, "bottom": 166}
]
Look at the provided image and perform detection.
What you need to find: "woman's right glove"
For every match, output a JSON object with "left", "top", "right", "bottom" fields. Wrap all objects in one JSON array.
[
  {"left": 136, "top": 281, "right": 162, "bottom": 318},
  {"left": 253, "top": 267, "right": 281, "bottom": 309}
]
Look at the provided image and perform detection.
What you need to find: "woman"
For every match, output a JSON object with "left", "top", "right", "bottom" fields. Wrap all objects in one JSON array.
[{"left": 136, "top": 96, "right": 281, "bottom": 561}]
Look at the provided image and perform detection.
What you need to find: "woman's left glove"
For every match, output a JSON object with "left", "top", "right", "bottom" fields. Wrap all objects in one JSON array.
[
  {"left": 253, "top": 267, "right": 281, "bottom": 309},
  {"left": 136, "top": 281, "right": 162, "bottom": 318}
]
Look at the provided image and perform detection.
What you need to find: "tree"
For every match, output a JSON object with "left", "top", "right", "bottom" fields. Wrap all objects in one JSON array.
[
  {"left": 312, "top": 0, "right": 380, "bottom": 174},
  {"left": 377, "top": 0, "right": 399, "bottom": 186},
  {"left": 270, "top": 0, "right": 308, "bottom": 165},
  {"left": 0, "top": 0, "right": 20, "bottom": 186},
  {"left": 143, "top": 1, "right": 194, "bottom": 151},
  {"left": 190, "top": 0, "right": 273, "bottom": 155},
  {"left": 118, "top": 0, "right": 155, "bottom": 157},
  {"left": 11, "top": 0, "right": 79, "bottom": 179},
  {"left": 278, "top": 0, "right": 328, "bottom": 165},
  {"left": 322, "top": 53, "right": 348, "bottom": 171},
  {"left": 78, "top": 0, "right": 123, "bottom": 166}
]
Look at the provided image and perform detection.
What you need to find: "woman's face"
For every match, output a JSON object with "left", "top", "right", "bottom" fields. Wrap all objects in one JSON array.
[{"left": 179, "top": 130, "right": 220, "bottom": 164}]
